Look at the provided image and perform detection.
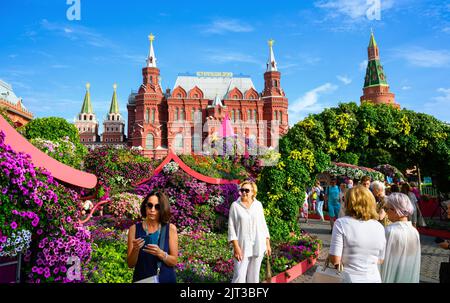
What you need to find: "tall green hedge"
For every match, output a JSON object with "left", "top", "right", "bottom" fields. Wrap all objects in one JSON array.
[{"left": 258, "top": 102, "right": 450, "bottom": 241}]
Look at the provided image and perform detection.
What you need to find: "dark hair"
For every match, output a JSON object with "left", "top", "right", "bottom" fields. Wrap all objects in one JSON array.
[
  {"left": 390, "top": 184, "right": 400, "bottom": 193},
  {"left": 140, "top": 190, "right": 171, "bottom": 224},
  {"left": 361, "top": 175, "right": 371, "bottom": 183},
  {"left": 400, "top": 182, "right": 411, "bottom": 195}
]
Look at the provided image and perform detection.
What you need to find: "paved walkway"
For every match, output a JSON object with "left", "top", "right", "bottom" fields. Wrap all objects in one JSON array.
[{"left": 291, "top": 218, "right": 450, "bottom": 283}]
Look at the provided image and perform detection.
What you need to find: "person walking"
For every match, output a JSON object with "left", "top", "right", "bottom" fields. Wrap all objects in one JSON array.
[
  {"left": 370, "top": 181, "right": 390, "bottom": 227},
  {"left": 228, "top": 180, "right": 271, "bottom": 283},
  {"left": 401, "top": 183, "right": 424, "bottom": 227},
  {"left": 325, "top": 178, "right": 341, "bottom": 233},
  {"left": 329, "top": 185, "right": 386, "bottom": 283},
  {"left": 312, "top": 181, "right": 325, "bottom": 221},
  {"left": 338, "top": 182, "right": 347, "bottom": 218},
  {"left": 127, "top": 190, "right": 178, "bottom": 283},
  {"left": 380, "top": 193, "right": 421, "bottom": 283}
]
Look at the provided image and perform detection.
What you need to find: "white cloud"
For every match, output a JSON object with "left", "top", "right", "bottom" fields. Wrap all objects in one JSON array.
[
  {"left": 289, "top": 83, "right": 338, "bottom": 125},
  {"left": 203, "top": 19, "right": 254, "bottom": 34},
  {"left": 40, "top": 19, "right": 114, "bottom": 48},
  {"left": 443, "top": 27, "right": 450, "bottom": 34},
  {"left": 423, "top": 88, "right": 450, "bottom": 123},
  {"left": 50, "top": 64, "right": 70, "bottom": 69},
  {"left": 315, "top": 0, "right": 395, "bottom": 20},
  {"left": 359, "top": 60, "right": 368, "bottom": 71},
  {"left": 394, "top": 47, "right": 450, "bottom": 68},
  {"left": 401, "top": 86, "right": 412, "bottom": 90},
  {"left": 337, "top": 75, "right": 352, "bottom": 85},
  {"left": 205, "top": 51, "right": 260, "bottom": 64}
]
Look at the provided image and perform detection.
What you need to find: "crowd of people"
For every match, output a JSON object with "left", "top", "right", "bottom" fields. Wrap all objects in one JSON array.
[
  {"left": 125, "top": 176, "right": 442, "bottom": 284},
  {"left": 303, "top": 175, "right": 428, "bottom": 283}
]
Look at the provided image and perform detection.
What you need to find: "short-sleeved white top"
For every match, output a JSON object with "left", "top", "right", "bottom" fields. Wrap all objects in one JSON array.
[{"left": 329, "top": 216, "right": 386, "bottom": 283}]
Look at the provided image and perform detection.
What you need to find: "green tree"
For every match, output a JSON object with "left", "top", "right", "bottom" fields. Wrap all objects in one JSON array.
[
  {"left": 19, "top": 117, "right": 87, "bottom": 168},
  {"left": 258, "top": 102, "right": 450, "bottom": 241}
]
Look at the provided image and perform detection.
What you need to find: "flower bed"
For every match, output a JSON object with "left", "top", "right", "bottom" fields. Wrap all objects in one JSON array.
[
  {"left": 0, "top": 130, "right": 92, "bottom": 283},
  {"left": 135, "top": 165, "right": 239, "bottom": 233}
]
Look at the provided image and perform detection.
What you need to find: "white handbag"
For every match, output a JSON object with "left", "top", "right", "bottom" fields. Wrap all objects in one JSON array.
[
  {"left": 312, "top": 257, "right": 351, "bottom": 283},
  {"left": 134, "top": 275, "right": 159, "bottom": 283}
]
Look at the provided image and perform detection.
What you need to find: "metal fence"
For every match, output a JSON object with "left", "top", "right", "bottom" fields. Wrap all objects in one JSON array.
[{"left": 420, "top": 185, "right": 439, "bottom": 197}]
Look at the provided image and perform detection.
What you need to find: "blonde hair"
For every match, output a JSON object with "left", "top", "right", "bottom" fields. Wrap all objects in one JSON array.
[
  {"left": 345, "top": 185, "right": 379, "bottom": 221},
  {"left": 240, "top": 180, "right": 258, "bottom": 199}
]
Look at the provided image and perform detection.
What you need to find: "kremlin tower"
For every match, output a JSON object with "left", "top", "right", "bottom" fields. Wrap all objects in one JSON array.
[{"left": 360, "top": 32, "right": 399, "bottom": 108}]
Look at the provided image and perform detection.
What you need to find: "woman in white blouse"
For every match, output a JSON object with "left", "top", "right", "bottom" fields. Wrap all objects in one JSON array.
[
  {"left": 228, "top": 180, "right": 271, "bottom": 283},
  {"left": 329, "top": 185, "right": 386, "bottom": 283},
  {"left": 380, "top": 193, "right": 421, "bottom": 283}
]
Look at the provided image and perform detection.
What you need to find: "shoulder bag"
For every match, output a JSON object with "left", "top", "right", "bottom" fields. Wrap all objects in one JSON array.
[{"left": 134, "top": 223, "right": 168, "bottom": 283}]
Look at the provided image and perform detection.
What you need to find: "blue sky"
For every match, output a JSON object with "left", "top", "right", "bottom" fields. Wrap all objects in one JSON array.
[{"left": 1, "top": 0, "right": 449, "bottom": 132}]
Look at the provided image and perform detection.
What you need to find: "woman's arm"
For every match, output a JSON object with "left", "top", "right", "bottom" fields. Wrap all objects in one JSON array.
[
  {"left": 127, "top": 224, "right": 144, "bottom": 268},
  {"left": 158, "top": 223, "right": 178, "bottom": 267}
]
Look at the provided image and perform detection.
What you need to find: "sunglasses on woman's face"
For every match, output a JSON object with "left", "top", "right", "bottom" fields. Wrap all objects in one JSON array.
[
  {"left": 240, "top": 188, "right": 251, "bottom": 194},
  {"left": 146, "top": 202, "right": 160, "bottom": 211}
]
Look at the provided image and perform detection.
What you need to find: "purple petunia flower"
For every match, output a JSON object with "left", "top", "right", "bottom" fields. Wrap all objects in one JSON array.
[{"left": 10, "top": 222, "right": 18, "bottom": 230}]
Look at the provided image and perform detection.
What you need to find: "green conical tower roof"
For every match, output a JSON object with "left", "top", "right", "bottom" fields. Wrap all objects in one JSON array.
[
  {"left": 109, "top": 83, "right": 120, "bottom": 114},
  {"left": 368, "top": 31, "right": 377, "bottom": 48},
  {"left": 81, "top": 83, "right": 94, "bottom": 114},
  {"left": 363, "top": 32, "right": 388, "bottom": 88}
]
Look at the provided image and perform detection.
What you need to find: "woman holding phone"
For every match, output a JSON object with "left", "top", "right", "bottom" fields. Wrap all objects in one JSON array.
[
  {"left": 228, "top": 180, "right": 271, "bottom": 283},
  {"left": 127, "top": 190, "right": 178, "bottom": 283}
]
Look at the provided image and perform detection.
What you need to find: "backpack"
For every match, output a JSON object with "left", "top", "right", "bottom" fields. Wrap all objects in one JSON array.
[{"left": 319, "top": 190, "right": 325, "bottom": 201}]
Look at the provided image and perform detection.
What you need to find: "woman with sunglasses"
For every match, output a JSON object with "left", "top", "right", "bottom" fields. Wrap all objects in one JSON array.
[
  {"left": 228, "top": 180, "right": 271, "bottom": 283},
  {"left": 127, "top": 190, "right": 178, "bottom": 283},
  {"left": 380, "top": 192, "right": 421, "bottom": 283}
]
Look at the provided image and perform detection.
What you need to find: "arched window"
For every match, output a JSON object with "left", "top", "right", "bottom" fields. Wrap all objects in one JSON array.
[
  {"left": 279, "top": 111, "right": 283, "bottom": 123},
  {"left": 90, "top": 115, "right": 93, "bottom": 121},
  {"left": 146, "top": 134, "right": 154, "bottom": 150},
  {"left": 175, "top": 108, "right": 179, "bottom": 121},
  {"left": 192, "top": 133, "right": 201, "bottom": 152},
  {"left": 253, "top": 109, "right": 257, "bottom": 121},
  {"left": 174, "top": 133, "right": 183, "bottom": 149},
  {"left": 237, "top": 110, "right": 241, "bottom": 121},
  {"left": 177, "top": 93, "right": 182, "bottom": 98},
  {"left": 231, "top": 110, "right": 235, "bottom": 122},
  {"left": 105, "top": 138, "right": 108, "bottom": 142},
  {"left": 146, "top": 109, "right": 150, "bottom": 123},
  {"left": 180, "top": 109, "right": 185, "bottom": 121},
  {"left": 274, "top": 111, "right": 278, "bottom": 121},
  {"left": 150, "top": 76, "right": 153, "bottom": 84},
  {"left": 247, "top": 109, "right": 251, "bottom": 121},
  {"left": 191, "top": 108, "right": 195, "bottom": 121},
  {"left": 151, "top": 108, "right": 156, "bottom": 123}
]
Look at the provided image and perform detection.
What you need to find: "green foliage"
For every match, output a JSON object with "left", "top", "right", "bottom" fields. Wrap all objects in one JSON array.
[
  {"left": 177, "top": 232, "right": 234, "bottom": 282},
  {"left": 258, "top": 102, "right": 450, "bottom": 240},
  {"left": 20, "top": 117, "right": 88, "bottom": 167},
  {"left": 30, "top": 137, "right": 85, "bottom": 169},
  {"left": 85, "top": 240, "right": 133, "bottom": 283},
  {"left": 21, "top": 117, "right": 80, "bottom": 143},
  {"left": 0, "top": 106, "right": 15, "bottom": 127}
]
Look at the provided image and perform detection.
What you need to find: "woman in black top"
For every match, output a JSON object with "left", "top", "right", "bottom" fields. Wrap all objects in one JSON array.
[{"left": 127, "top": 190, "right": 178, "bottom": 283}]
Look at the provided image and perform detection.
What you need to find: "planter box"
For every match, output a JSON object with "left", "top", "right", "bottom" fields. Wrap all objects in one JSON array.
[
  {"left": 269, "top": 252, "right": 319, "bottom": 283},
  {"left": 417, "top": 227, "right": 450, "bottom": 239},
  {"left": 0, "top": 254, "right": 21, "bottom": 283}
]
